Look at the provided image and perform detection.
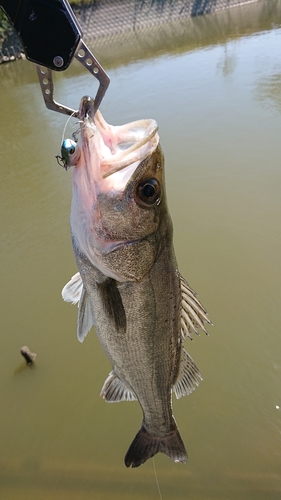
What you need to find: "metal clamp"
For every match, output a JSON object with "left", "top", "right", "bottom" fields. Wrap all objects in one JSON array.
[{"left": 36, "top": 40, "right": 110, "bottom": 117}]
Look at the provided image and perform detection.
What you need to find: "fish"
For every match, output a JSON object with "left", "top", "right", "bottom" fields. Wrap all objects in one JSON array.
[{"left": 62, "top": 95, "right": 211, "bottom": 468}]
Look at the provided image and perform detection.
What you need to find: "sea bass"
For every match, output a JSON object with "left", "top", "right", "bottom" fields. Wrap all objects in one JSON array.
[{"left": 62, "top": 96, "right": 211, "bottom": 468}]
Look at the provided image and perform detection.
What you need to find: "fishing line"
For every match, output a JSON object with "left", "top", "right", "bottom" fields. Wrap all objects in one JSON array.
[
  {"left": 152, "top": 457, "right": 163, "bottom": 500},
  {"left": 60, "top": 110, "right": 77, "bottom": 145}
]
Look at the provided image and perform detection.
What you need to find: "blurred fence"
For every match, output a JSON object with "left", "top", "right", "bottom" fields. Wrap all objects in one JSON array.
[
  {"left": 75, "top": 0, "right": 259, "bottom": 41},
  {"left": 0, "top": 0, "right": 259, "bottom": 64}
]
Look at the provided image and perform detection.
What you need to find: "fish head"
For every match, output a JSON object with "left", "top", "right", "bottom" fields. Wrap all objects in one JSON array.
[{"left": 70, "top": 96, "right": 172, "bottom": 282}]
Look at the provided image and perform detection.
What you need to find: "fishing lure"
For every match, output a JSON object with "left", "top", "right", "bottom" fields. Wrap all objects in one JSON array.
[{"left": 56, "top": 138, "right": 80, "bottom": 170}]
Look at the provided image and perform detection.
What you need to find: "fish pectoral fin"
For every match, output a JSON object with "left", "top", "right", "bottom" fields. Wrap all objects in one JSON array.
[
  {"left": 97, "top": 279, "right": 126, "bottom": 333},
  {"left": 180, "top": 275, "right": 212, "bottom": 340},
  {"left": 61, "top": 272, "right": 93, "bottom": 341},
  {"left": 100, "top": 371, "right": 137, "bottom": 403},
  {"left": 77, "top": 287, "right": 94, "bottom": 343},
  {"left": 62, "top": 272, "right": 83, "bottom": 305},
  {"left": 173, "top": 349, "right": 203, "bottom": 399}
]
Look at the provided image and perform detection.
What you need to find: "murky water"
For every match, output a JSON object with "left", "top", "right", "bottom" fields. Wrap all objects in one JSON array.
[{"left": 1, "top": 1, "right": 281, "bottom": 499}]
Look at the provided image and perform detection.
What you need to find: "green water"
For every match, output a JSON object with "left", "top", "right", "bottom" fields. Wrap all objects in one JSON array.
[{"left": 1, "top": 1, "right": 281, "bottom": 499}]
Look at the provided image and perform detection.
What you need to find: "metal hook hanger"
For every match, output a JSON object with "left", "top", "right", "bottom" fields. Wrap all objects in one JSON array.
[{"left": 36, "top": 40, "right": 110, "bottom": 117}]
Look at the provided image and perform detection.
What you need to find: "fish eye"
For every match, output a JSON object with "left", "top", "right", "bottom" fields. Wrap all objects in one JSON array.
[{"left": 136, "top": 178, "right": 161, "bottom": 206}]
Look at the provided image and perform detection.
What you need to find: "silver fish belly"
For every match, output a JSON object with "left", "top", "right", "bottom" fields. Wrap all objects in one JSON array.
[{"left": 62, "top": 96, "right": 211, "bottom": 468}]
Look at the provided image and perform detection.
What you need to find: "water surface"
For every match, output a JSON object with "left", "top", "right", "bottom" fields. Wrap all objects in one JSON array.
[{"left": 1, "top": 2, "right": 281, "bottom": 499}]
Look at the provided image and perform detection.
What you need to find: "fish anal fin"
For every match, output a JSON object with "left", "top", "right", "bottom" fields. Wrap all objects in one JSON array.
[
  {"left": 125, "top": 425, "right": 188, "bottom": 468},
  {"left": 77, "top": 287, "right": 94, "bottom": 343},
  {"left": 173, "top": 349, "right": 203, "bottom": 399},
  {"left": 62, "top": 272, "right": 83, "bottom": 304},
  {"left": 100, "top": 371, "right": 137, "bottom": 402}
]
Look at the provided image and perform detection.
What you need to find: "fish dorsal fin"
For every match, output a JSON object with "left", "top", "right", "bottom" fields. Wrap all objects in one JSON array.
[
  {"left": 62, "top": 272, "right": 83, "bottom": 304},
  {"left": 180, "top": 275, "right": 212, "bottom": 340},
  {"left": 100, "top": 371, "right": 137, "bottom": 402},
  {"left": 77, "top": 286, "right": 94, "bottom": 343},
  {"left": 173, "top": 349, "right": 203, "bottom": 399}
]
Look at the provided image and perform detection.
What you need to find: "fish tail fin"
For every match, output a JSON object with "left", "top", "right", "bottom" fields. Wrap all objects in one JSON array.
[{"left": 124, "top": 425, "right": 188, "bottom": 468}]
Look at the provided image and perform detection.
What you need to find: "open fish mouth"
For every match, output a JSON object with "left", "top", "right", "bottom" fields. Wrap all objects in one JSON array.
[{"left": 77, "top": 95, "right": 160, "bottom": 180}]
